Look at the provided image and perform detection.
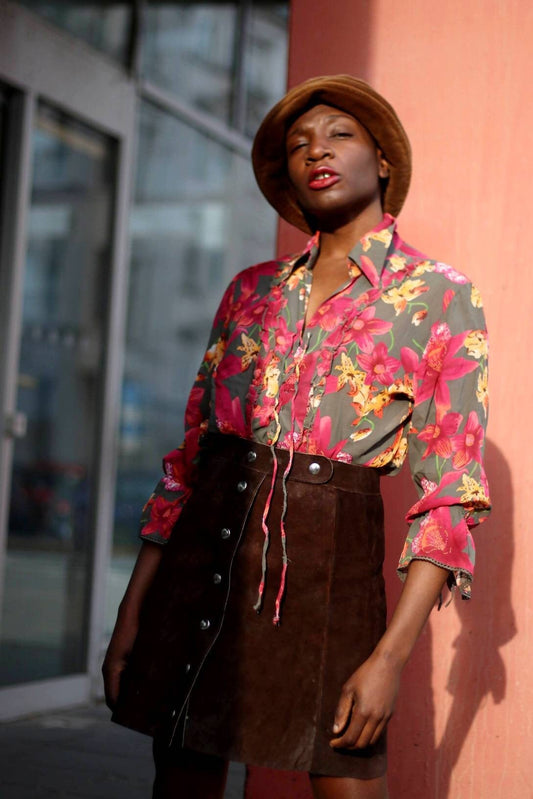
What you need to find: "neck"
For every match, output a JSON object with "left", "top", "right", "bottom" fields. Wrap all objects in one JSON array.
[{"left": 315, "top": 204, "right": 384, "bottom": 260}]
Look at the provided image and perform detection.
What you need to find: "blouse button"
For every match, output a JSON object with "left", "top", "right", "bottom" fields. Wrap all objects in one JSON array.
[
  {"left": 308, "top": 462, "right": 321, "bottom": 475},
  {"left": 184, "top": 663, "right": 191, "bottom": 674},
  {"left": 199, "top": 619, "right": 211, "bottom": 631},
  {"left": 213, "top": 573, "right": 222, "bottom": 585},
  {"left": 237, "top": 480, "right": 247, "bottom": 492},
  {"left": 220, "top": 528, "right": 231, "bottom": 539},
  {"left": 246, "top": 450, "right": 257, "bottom": 463}
]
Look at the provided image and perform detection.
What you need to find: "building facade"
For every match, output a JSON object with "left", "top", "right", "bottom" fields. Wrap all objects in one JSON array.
[{"left": 0, "top": 0, "right": 288, "bottom": 719}]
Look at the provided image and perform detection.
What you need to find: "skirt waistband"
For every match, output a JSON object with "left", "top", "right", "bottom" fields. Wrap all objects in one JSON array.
[{"left": 199, "top": 433, "right": 381, "bottom": 495}]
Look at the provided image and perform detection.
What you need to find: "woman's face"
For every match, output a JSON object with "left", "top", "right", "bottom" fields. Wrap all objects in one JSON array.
[{"left": 285, "top": 104, "right": 388, "bottom": 229}]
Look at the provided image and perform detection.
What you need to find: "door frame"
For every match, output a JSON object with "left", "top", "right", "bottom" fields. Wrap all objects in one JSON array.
[{"left": 0, "top": 1, "right": 136, "bottom": 718}]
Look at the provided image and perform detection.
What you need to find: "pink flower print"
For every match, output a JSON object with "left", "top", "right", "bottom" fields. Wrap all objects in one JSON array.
[
  {"left": 410, "top": 508, "right": 452, "bottom": 557},
  {"left": 451, "top": 410, "right": 484, "bottom": 468},
  {"left": 433, "top": 262, "right": 469, "bottom": 284},
  {"left": 348, "top": 306, "right": 393, "bottom": 351},
  {"left": 415, "top": 322, "right": 478, "bottom": 414},
  {"left": 400, "top": 346, "right": 420, "bottom": 373},
  {"left": 417, "top": 412, "right": 463, "bottom": 459},
  {"left": 269, "top": 314, "right": 293, "bottom": 355},
  {"left": 442, "top": 289, "right": 455, "bottom": 313},
  {"left": 313, "top": 296, "right": 352, "bottom": 331},
  {"left": 141, "top": 496, "right": 182, "bottom": 539},
  {"left": 161, "top": 457, "right": 184, "bottom": 491},
  {"left": 357, "top": 342, "right": 400, "bottom": 386}
]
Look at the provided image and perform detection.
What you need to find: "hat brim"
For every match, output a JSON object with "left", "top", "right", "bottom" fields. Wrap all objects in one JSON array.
[{"left": 252, "top": 75, "right": 412, "bottom": 233}]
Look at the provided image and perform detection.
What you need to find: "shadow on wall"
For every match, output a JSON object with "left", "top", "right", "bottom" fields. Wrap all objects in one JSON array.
[
  {"left": 384, "top": 438, "right": 515, "bottom": 798},
  {"left": 434, "top": 439, "right": 516, "bottom": 797}
]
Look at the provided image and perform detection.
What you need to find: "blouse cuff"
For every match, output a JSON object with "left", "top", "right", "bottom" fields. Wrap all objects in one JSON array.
[
  {"left": 138, "top": 482, "right": 189, "bottom": 545},
  {"left": 397, "top": 505, "right": 475, "bottom": 599}
]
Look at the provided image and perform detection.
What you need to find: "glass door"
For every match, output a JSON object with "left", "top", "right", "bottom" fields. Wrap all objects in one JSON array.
[{"left": 0, "top": 102, "right": 116, "bottom": 686}]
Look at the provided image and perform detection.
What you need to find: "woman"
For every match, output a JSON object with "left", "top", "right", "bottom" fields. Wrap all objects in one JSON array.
[{"left": 103, "top": 76, "right": 490, "bottom": 799}]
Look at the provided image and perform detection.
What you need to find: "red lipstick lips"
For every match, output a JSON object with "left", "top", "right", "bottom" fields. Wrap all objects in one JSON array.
[{"left": 308, "top": 166, "right": 340, "bottom": 190}]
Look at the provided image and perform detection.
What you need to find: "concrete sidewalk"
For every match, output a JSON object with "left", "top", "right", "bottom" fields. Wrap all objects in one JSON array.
[{"left": 0, "top": 703, "right": 246, "bottom": 798}]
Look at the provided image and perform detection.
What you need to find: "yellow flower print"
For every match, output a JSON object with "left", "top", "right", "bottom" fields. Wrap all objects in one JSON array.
[
  {"left": 412, "top": 309, "right": 428, "bottom": 326},
  {"left": 464, "top": 330, "right": 488, "bottom": 359},
  {"left": 350, "top": 427, "right": 372, "bottom": 442},
  {"left": 205, "top": 336, "right": 226, "bottom": 367},
  {"left": 471, "top": 285, "right": 483, "bottom": 308},
  {"left": 335, "top": 353, "right": 365, "bottom": 391},
  {"left": 360, "top": 391, "right": 392, "bottom": 418},
  {"left": 361, "top": 227, "right": 393, "bottom": 251},
  {"left": 382, "top": 279, "right": 429, "bottom": 315},
  {"left": 391, "top": 436, "right": 408, "bottom": 468},
  {"left": 457, "top": 474, "right": 490, "bottom": 508},
  {"left": 388, "top": 377, "right": 414, "bottom": 398},
  {"left": 365, "top": 449, "right": 394, "bottom": 468},
  {"left": 237, "top": 333, "right": 260, "bottom": 370},
  {"left": 388, "top": 254, "right": 407, "bottom": 272},
  {"left": 412, "top": 260, "right": 435, "bottom": 277},
  {"left": 264, "top": 361, "right": 281, "bottom": 398},
  {"left": 287, "top": 266, "right": 306, "bottom": 291},
  {"left": 476, "top": 367, "right": 489, "bottom": 416},
  {"left": 348, "top": 262, "right": 362, "bottom": 280}
]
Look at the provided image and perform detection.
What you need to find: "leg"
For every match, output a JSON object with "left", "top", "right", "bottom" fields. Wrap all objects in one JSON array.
[
  {"left": 310, "top": 774, "right": 389, "bottom": 799},
  {"left": 152, "top": 737, "right": 228, "bottom": 799}
]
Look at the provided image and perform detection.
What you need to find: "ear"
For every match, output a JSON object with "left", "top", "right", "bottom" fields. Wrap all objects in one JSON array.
[{"left": 377, "top": 149, "right": 390, "bottom": 179}]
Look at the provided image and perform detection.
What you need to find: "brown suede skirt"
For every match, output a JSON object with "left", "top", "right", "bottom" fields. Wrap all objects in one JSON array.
[{"left": 113, "top": 434, "right": 387, "bottom": 779}]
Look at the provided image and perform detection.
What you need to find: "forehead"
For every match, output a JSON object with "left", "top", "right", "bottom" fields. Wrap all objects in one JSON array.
[{"left": 286, "top": 103, "right": 361, "bottom": 136}]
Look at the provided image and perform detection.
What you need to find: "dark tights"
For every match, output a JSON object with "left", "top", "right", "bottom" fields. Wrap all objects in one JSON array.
[
  {"left": 152, "top": 741, "right": 228, "bottom": 799},
  {"left": 152, "top": 744, "right": 388, "bottom": 799}
]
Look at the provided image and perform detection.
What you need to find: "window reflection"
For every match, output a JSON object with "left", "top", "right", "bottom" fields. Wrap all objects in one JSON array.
[
  {"left": 0, "top": 103, "right": 115, "bottom": 685},
  {"left": 141, "top": 3, "right": 238, "bottom": 124},
  {"left": 107, "top": 101, "right": 277, "bottom": 630},
  {"left": 244, "top": 4, "right": 289, "bottom": 136},
  {"left": 17, "top": 0, "right": 132, "bottom": 64}
]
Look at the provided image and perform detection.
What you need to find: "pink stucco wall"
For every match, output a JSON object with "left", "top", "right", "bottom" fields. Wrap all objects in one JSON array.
[{"left": 247, "top": 1, "right": 532, "bottom": 796}]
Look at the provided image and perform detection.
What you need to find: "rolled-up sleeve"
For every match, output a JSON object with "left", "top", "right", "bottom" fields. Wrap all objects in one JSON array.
[{"left": 398, "top": 280, "right": 491, "bottom": 597}]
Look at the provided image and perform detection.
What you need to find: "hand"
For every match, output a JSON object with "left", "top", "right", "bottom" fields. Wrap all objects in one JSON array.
[
  {"left": 101, "top": 542, "right": 163, "bottom": 711},
  {"left": 329, "top": 651, "right": 402, "bottom": 750},
  {"left": 101, "top": 611, "right": 139, "bottom": 711}
]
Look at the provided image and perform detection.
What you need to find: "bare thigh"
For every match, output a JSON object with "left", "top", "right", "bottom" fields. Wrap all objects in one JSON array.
[{"left": 310, "top": 774, "right": 389, "bottom": 799}]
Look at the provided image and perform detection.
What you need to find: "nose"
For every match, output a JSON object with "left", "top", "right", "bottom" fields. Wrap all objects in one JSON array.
[{"left": 305, "top": 134, "right": 332, "bottom": 163}]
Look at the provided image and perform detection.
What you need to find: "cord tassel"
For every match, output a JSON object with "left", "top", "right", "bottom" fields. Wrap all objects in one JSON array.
[{"left": 253, "top": 419, "right": 280, "bottom": 613}]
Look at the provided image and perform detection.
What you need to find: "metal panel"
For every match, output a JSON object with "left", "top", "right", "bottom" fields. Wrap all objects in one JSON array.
[
  {"left": 0, "top": 90, "right": 35, "bottom": 621},
  {"left": 86, "top": 103, "right": 138, "bottom": 697},
  {"left": 0, "top": 2, "right": 137, "bottom": 708},
  {"left": 0, "top": 1, "right": 135, "bottom": 138}
]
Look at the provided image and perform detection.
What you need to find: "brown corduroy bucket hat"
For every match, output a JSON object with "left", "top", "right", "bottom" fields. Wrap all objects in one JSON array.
[{"left": 252, "top": 75, "right": 412, "bottom": 233}]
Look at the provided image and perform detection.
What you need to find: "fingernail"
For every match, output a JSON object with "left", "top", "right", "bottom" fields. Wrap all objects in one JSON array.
[{"left": 333, "top": 723, "right": 339, "bottom": 733}]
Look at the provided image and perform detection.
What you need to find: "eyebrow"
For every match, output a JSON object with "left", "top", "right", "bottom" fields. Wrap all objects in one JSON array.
[{"left": 286, "top": 113, "right": 355, "bottom": 138}]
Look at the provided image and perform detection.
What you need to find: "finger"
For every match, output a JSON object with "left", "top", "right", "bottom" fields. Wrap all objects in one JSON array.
[
  {"left": 332, "top": 690, "right": 354, "bottom": 735},
  {"left": 368, "top": 718, "right": 388, "bottom": 747},
  {"left": 353, "top": 717, "right": 379, "bottom": 749},
  {"left": 330, "top": 708, "right": 366, "bottom": 749}
]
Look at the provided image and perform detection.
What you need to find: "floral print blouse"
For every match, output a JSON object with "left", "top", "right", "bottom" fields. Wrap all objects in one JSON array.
[{"left": 140, "top": 214, "right": 490, "bottom": 597}]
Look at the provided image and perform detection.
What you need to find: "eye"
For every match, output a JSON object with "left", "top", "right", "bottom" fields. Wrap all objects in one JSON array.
[
  {"left": 287, "top": 140, "right": 308, "bottom": 155},
  {"left": 331, "top": 129, "right": 353, "bottom": 139}
]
